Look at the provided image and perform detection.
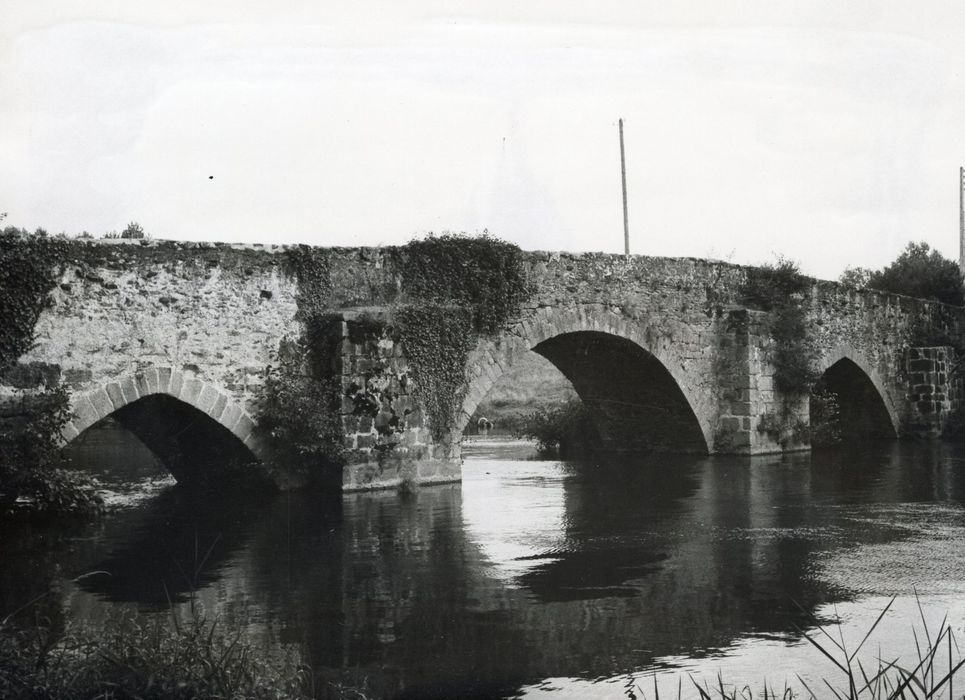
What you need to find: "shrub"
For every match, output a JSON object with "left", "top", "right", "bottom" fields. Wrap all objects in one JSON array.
[
  {"left": 838, "top": 265, "right": 873, "bottom": 289},
  {"left": 867, "top": 241, "right": 964, "bottom": 305},
  {"left": 740, "top": 258, "right": 819, "bottom": 401},
  {"left": 0, "top": 607, "right": 360, "bottom": 700},
  {"left": 120, "top": 221, "right": 146, "bottom": 239},
  {"left": 808, "top": 381, "right": 843, "bottom": 447},
  {"left": 256, "top": 330, "right": 344, "bottom": 487},
  {"left": 0, "top": 386, "right": 104, "bottom": 520},
  {"left": 398, "top": 232, "right": 532, "bottom": 335},
  {"left": 515, "top": 398, "right": 600, "bottom": 456},
  {"left": 739, "top": 256, "right": 810, "bottom": 312}
]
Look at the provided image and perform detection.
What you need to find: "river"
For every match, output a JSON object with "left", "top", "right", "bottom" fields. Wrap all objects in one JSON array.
[{"left": 4, "top": 427, "right": 965, "bottom": 698}]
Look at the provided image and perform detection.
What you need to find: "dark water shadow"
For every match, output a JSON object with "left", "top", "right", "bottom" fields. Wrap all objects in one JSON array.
[{"left": 74, "top": 485, "right": 276, "bottom": 609}]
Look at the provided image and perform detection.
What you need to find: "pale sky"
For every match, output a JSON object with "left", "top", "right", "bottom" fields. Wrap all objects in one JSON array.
[{"left": 4, "top": 2, "right": 965, "bottom": 280}]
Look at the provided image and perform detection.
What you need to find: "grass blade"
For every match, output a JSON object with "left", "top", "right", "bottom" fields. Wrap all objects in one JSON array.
[
  {"left": 848, "top": 595, "right": 895, "bottom": 663},
  {"left": 797, "top": 626, "right": 849, "bottom": 676}
]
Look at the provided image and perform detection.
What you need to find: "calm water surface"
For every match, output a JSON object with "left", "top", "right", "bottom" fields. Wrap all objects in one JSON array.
[{"left": 4, "top": 428, "right": 965, "bottom": 698}]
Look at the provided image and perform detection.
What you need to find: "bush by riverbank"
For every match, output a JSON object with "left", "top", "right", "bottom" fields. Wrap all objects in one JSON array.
[
  {"left": 0, "top": 605, "right": 370, "bottom": 700},
  {"left": 514, "top": 397, "right": 601, "bottom": 456},
  {"left": 0, "top": 387, "right": 105, "bottom": 522}
]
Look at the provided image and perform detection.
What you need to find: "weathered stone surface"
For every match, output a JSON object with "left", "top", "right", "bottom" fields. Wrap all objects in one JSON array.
[
  {"left": 86, "top": 388, "right": 114, "bottom": 420},
  {"left": 6, "top": 239, "right": 965, "bottom": 490},
  {"left": 103, "top": 382, "right": 125, "bottom": 409},
  {"left": 196, "top": 384, "right": 219, "bottom": 414}
]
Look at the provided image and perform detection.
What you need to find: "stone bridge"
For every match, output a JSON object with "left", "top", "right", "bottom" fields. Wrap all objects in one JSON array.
[{"left": 5, "top": 238, "right": 965, "bottom": 491}]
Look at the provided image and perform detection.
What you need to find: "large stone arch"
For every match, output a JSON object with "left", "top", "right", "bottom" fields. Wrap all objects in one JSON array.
[
  {"left": 59, "top": 366, "right": 265, "bottom": 462},
  {"left": 814, "top": 344, "right": 900, "bottom": 438},
  {"left": 457, "top": 306, "right": 714, "bottom": 453}
]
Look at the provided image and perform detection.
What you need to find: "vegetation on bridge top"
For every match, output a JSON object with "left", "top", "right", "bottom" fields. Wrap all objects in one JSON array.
[
  {"left": 257, "top": 232, "right": 533, "bottom": 481},
  {"left": 393, "top": 233, "right": 533, "bottom": 442},
  {"left": 841, "top": 241, "right": 964, "bottom": 307},
  {"left": 739, "top": 257, "right": 820, "bottom": 399}
]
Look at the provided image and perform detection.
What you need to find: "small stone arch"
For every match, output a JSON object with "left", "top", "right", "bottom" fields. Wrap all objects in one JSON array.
[
  {"left": 457, "top": 306, "right": 714, "bottom": 452},
  {"left": 815, "top": 344, "right": 900, "bottom": 438},
  {"left": 59, "top": 366, "right": 265, "bottom": 460}
]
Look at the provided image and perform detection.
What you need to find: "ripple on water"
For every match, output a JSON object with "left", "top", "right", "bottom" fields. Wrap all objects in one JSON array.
[{"left": 817, "top": 502, "right": 965, "bottom": 595}]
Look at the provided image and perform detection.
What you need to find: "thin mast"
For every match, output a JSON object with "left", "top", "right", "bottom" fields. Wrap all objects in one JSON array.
[
  {"left": 960, "top": 166, "right": 964, "bottom": 277},
  {"left": 619, "top": 118, "right": 630, "bottom": 256}
]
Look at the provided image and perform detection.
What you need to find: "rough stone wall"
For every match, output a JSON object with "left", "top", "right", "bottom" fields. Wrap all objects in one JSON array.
[
  {"left": 336, "top": 312, "right": 459, "bottom": 490},
  {"left": 6, "top": 239, "right": 298, "bottom": 458},
  {"left": 711, "top": 309, "right": 772, "bottom": 454},
  {"left": 457, "top": 253, "right": 753, "bottom": 453},
  {"left": 464, "top": 253, "right": 965, "bottom": 455},
  {"left": 903, "top": 347, "right": 965, "bottom": 437},
  {"left": 9, "top": 240, "right": 965, "bottom": 490}
]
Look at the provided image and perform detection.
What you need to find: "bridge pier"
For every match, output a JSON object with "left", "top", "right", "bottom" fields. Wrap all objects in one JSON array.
[
  {"left": 335, "top": 312, "right": 461, "bottom": 491},
  {"left": 711, "top": 309, "right": 811, "bottom": 454},
  {"left": 903, "top": 346, "right": 964, "bottom": 438}
]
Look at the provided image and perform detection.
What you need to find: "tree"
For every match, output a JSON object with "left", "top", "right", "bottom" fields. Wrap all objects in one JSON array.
[
  {"left": 121, "top": 221, "right": 146, "bottom": 239},
  {"left": 866, "top": 242, "right": 963, "bottom": 306},
  {"left": 838, "top": 266, "right": 872, "bottom": 289}
]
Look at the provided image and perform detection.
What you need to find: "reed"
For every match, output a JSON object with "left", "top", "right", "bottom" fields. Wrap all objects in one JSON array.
[
  {"left": 0, "top": 597, "right": 370, "bottom": 699},
  {"left": 628, "top": 596, "right": 965, "bottom": 700}
]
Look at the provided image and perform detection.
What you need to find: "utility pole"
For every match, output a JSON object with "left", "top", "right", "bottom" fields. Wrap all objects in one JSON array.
[
  {"left": 960, "top": 166, "right": 964, "bottom": 278},
  {"left": 619, "top": 118, "right": 630, "bottom": 257}
]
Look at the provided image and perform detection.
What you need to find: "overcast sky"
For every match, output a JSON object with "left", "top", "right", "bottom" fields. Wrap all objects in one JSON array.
[{"left": 4, "top": 2, "right": 965, "bottom": 279}]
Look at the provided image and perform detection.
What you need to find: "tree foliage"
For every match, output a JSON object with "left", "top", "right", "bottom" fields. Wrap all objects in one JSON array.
[
  {"left": 120, "top": 221, "right": 146, "bottom": 239},
  {"left": 838, "top": 266, "right": 872, "bottom": 289},
  {"left": 256, "top": 326, "right": 344, "bottom": 486},
  {"left": 0, "top": 386, "right": 104, "bottom": 520},
  {"left": 864, "top": 242, "right": 963, "bottom": 306}
]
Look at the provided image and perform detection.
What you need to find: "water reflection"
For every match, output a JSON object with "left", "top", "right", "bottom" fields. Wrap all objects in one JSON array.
[
  {"left": 6, "top": 433, "right": 965, "bottom": 698},
  {"left": 74, "top": 487, "right": 273, "bottom": 608}
]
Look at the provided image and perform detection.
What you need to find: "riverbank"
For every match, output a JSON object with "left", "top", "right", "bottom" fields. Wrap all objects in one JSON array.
[{"left": 0, "top": 605, "right": 371, "bottom": 700}]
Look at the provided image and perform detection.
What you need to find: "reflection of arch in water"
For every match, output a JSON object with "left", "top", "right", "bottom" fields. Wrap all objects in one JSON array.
[
  {"left": 812, "top": 346, "right": 898, "bottom": 442},
  {"left": 60, "top": 367, "right": 263, "bottom": 483},
  {"left": 74, "top": 487, "right": 272, "bottom": 608},
  {"left": 459, "top": 307, "right": 711, "bottom": 453}
]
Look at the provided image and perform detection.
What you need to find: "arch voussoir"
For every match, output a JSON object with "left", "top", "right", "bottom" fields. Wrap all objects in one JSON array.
[
  {"left": 459, "top": 305, "right": 714, "bottom": 453},
  {"left": 817, "top": 345, "right": 900, "bottom": 437},
  {"left": 60, "top": 366, "right": 264, "bottom": 460}
]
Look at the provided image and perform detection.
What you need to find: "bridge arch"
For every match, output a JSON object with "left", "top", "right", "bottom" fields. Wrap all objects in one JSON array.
[
  {"left": 457, "top": 306, "right": 713, "bottom": 453},
  {"left": 60, "top": 366, "right": 264, "bottom": 481},
  {"left": 812, "top": 345, "right": 899, "bottom": 441}
]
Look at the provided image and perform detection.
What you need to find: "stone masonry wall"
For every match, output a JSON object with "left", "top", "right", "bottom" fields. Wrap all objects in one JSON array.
[
  {"left": 5, "top": 239, "right": 298, "bottom": 460},
  {"left": 337, "top": 311, "right": 459, "bottom": 490},
  {"left": 9, "top": 239, "right": 965, "bottom": 492},
  {"left": 904, "top": 347, "right": 965, "bottom": 437}
]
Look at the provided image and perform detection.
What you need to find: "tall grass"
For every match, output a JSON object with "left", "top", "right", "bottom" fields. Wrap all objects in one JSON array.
[
  {"left": 627, "top": 595, "right": 965, "bottom": 700},
  {"left": 0, "top": 595, "right": 370, "bottom": 699}
]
